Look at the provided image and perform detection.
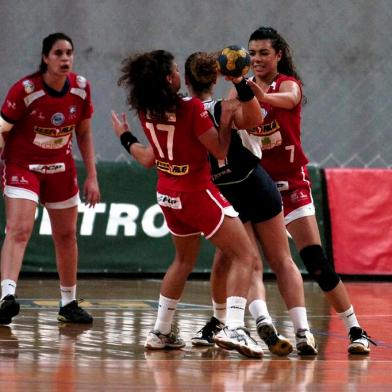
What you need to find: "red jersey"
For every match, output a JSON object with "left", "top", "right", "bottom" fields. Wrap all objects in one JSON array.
[
  {"left": 139, "top": 97, "right": 214, "bottom": 192},
  {"left": 1, "top": 72, "right": 93, "bottom": 166},
  {"left": 251, "top": 74, "right": 308, "bottom": 178}
]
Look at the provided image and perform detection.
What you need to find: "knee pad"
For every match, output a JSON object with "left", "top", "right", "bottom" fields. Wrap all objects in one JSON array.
[{"left": 299, "top": 245, "right": 340, "bottom": 292}]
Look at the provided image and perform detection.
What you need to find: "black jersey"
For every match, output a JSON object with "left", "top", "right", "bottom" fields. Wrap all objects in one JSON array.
[{"left": 204, "top": 99, "right": 261, "bottom": 186}]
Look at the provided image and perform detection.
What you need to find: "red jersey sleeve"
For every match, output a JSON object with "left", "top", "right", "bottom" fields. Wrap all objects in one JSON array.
[
  {"left": 1, "top": 80, "right": 28, "bottom": 123},
  {"left": 192, "top": 98, "right": 214, "bottom": 137}
]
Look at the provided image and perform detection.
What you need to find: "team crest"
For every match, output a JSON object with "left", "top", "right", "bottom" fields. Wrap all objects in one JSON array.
[
  {"left": 51, "top": 112, "right": 65, "bottom": 126},
  {"left": 76, "top": 75, "right": 87, "bottom": 89},
  {"left": 22, "top": 80, "right": 35, "bottom": 94}
]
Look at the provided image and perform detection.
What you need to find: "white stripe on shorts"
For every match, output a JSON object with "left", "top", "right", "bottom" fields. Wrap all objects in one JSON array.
[
  {"left": 204, "top": 188, "right": 238, "bottom": 239},
  {"left": 4, "top": 185, "right": 39, "bottom": 203},
  {"left": 284, "top": 202, "right": 315, "bottom": 225},
  {"left": 45, "top": 192, "right": 80, "bottom": 209}
]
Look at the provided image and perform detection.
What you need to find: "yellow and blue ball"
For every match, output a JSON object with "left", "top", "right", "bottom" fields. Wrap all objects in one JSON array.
[{"left": 217, "top": 45, "right": 251, "bottom": 77}]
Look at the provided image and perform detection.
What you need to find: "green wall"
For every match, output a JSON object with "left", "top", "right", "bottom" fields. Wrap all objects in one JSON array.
[{"left": 0, "top": 163, "right": 327, "bottom": 274}]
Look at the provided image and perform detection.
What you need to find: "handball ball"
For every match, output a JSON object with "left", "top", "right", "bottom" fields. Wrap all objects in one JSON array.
[{"left": 217, "top": 45, "right": 251, "bottom": 77}]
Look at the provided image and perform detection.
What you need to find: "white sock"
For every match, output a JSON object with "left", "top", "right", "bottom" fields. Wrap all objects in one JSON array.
[
  {"left": 226, "top": 296, "right": 246, "bottom": 329},
  {"left": 212, "top": 299, "right": 226, "bottom": 323},
  {"left": 338, "top": 305, "right": 360, "bottom": 331},
  {"left": 60, "top": 285, "right": 76, "bottom": 307},
  {"left": 289, "top": 307, "right": 310, "bottom": 332},
  {"left": 154, "top": 294, "right": 179, "bottom": 334},
  {"left": 248, "top": 299, "right": 272, "bottom": 324},
  {"left": 1, "top": 279, "right": 17, "bottom": 299}
]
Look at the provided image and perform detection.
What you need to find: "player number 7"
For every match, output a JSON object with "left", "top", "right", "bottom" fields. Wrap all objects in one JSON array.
[{"left": 285, "top": 144, "right": 295, "bottom": 163}]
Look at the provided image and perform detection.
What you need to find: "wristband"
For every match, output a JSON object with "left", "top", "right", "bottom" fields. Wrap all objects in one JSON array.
[
  {"left": 120, "top": 131, "right": 139, "bottom": 152},
  {"left": 233, "top": 78, "right": 255, "bottom": 102}
]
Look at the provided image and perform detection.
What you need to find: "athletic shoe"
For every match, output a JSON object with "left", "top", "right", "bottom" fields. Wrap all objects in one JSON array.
[
  {"left": 0, "top": 295, "right": 20, "bottom": 325},
  {"left": 191, "top": 316, "right": 224, "bottom": 346},
  {"left": 256, "top": 317, "right": 293, "bottom": 356},
  {"left": 58, "top": 300, "right": 93, "bottom": 324},
  {"left": 295, "top": 329, "right": 318, "bottom": 355},
  {"left": 144, "top": 326, "right": 185, "bottom": 349},
  {"left": 214, "top": 326, "right": 263, "bottom": 358},
  {"left": 348, "top": 327, "right": 376, "bottom": 354}
]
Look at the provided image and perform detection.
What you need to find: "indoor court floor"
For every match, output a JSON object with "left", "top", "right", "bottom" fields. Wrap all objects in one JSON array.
[{"left": 0, "top": 278, "right": 391, "bottom": 391}]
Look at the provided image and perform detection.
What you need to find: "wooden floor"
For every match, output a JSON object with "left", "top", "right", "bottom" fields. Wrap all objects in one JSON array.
[{"left": 0, "top": 278, "right": 391, "bottom": 391}]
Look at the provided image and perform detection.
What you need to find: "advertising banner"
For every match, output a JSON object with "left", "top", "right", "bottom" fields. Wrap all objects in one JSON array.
[{"left": 0, "top": 163, "right": 326, "bottom": 274}]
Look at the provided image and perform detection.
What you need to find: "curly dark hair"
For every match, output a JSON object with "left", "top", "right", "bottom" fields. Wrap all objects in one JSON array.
[
  {"left": 185, "top": 52, "right": 218, "bottom": 94},
  {"left": 248, "top": 27, "right": 302, "bottom": 82},
  {"left": 118, "top": 50, "right": 178, "bottom": 118}
]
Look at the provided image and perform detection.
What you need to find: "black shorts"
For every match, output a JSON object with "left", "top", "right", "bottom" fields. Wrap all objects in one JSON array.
[{"left": 218, "top": 165, "right": 282, "bottom": 224}]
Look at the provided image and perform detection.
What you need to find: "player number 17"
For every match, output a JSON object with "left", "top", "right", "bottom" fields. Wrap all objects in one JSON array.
[{"left": 145, "top": 122, "right": 175, "bottom": 160}]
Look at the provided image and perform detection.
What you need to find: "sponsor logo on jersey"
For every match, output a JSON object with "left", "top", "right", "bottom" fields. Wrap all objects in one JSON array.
[
  {"left": 51, "top": 112, "right": 65, "bottom": 126},
  {"left": 248, "top": 119, "right": 280, "bottom": 137},
  {"left": 155, "top": 160, "right": 189, "bottom": 175},
  {"left": 34, "top": 124, "right": 75, "bottom": 137},
  {"left": 22, "top": 80, "right": 35, "bottom": 94},
  {"left": 247, "top": 119, "right": 282, "bottom": 150}
]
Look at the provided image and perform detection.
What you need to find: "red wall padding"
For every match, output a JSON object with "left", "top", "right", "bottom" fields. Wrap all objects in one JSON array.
[{"left": 325, "top": 169, "right": 392, "bottom": 275}]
